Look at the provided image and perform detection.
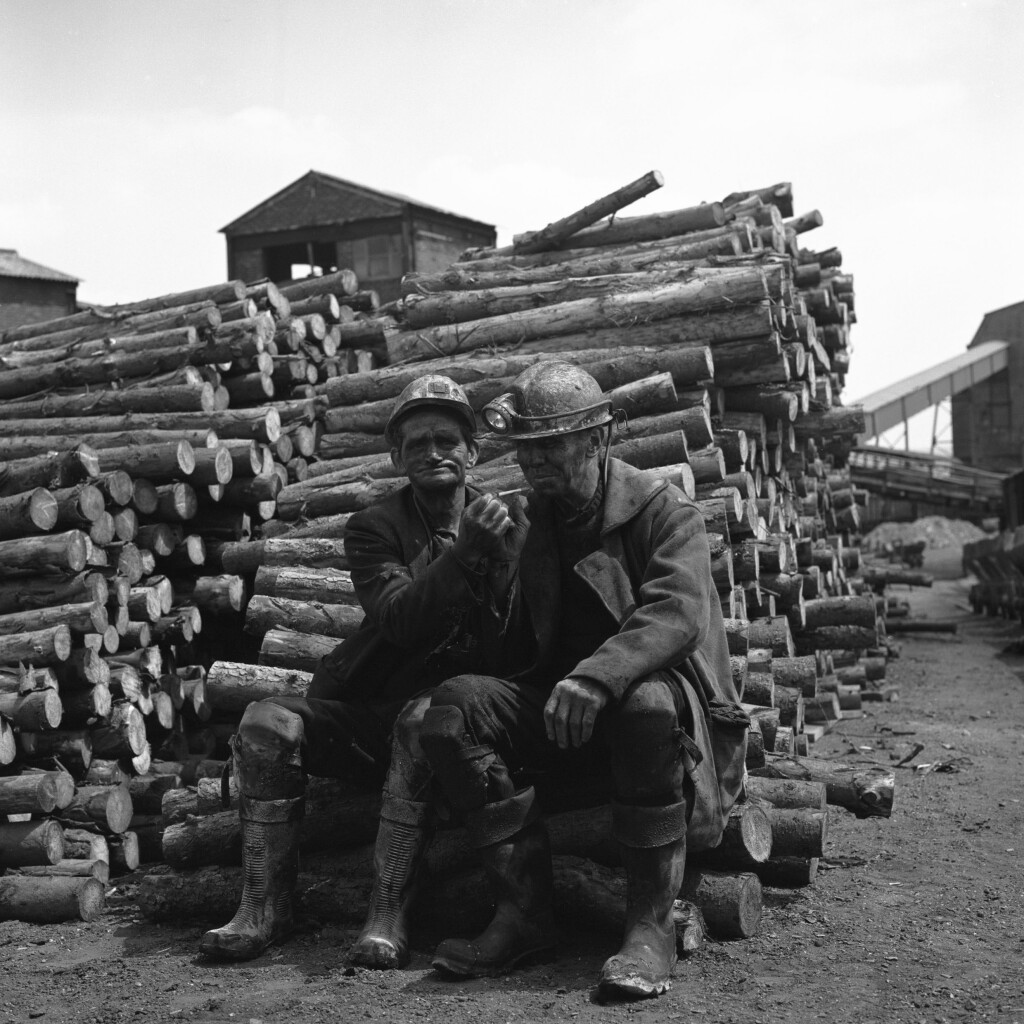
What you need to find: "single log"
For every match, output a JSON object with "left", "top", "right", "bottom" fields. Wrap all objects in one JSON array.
[
  {"left": 205, "top": 661, "right": 313, "bottom": 713},
  {"left": 0, "top": 819, "right": 64, "bottom": 867},
  {"left": 243, "top": 594, "right": 364, "bottom": 640},
  {"left": 258, "top": 627, "right": 337, "bottom": 673},
  {"left": 57, "top": 783, "right": 133, "bottom": 833},
  {"left": 771, "top": 655, "right": 818, "bottom": 698},
  {"left": 750, "top": 754, "right": 894, "bottom": 818},
  {"left": 0, "top": 383, "right": 214, "bottom": 419},
  {"left": 0, "top": 487, "right": 59, "bottom": 538},
  {"left": 679, "top": 869, "right": 762, "bottom": 939},
  {"left": 0, "top": 601, "right": 107, "bottom": 639},
  {"left": 0, "top": 772, "right": 63, "bottom": 815},
  {"left": 16, "top": 858, "right": 109, "bottom": 882},
  {"left": 0, "top": 874, "right": 105, "bottom": 922},
  {"left": 803, "top": 595, "right": 877, "bottom": 629},
  {"left": 747, "top": 616, "right": 795, "bottom": 657},
  {"left": 253, "top": 565, "right": 357, "bottom": 605},
  {"left": 511, "top": 170, "right": 664, "bottom": 254},
  {"left": 689, "top": 803, "right": 773, "bottom": 871},
  {"left": 744, "top": 777, "right": 826, "bottom": 810},
  {"left": 90, "top": 703, "right": 147, "bottom": 759},
  {"left": 0, "top": 624, "right": 73, "bottom": 665},
  {"left": 793, "top": 624, "right": 880, "bottom": 655},
  {"left": 0, "top": 530, "right": 90, "bottom": 575},
  {"left": 0, "top": 688, "right": 62, "bottom": 730}
]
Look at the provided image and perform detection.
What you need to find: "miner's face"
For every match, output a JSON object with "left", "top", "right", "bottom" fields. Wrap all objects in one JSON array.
[
  {"left": 391, "top": 409, "right": 478, "bottom": 495},
  {"left": 516, "top": 428, "right": 598, "bottom": 502}
]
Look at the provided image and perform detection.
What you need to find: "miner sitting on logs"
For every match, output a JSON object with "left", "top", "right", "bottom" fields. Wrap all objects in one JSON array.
[
  {"left": 200, "top": 375, "right": 522, "bottom": 965},
  {"left": 408, "top": 362, "right": 748, "bottom": 1000}
]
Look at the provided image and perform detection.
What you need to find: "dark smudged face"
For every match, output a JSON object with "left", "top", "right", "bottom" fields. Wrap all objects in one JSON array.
[
  {"left": 516, "top": 430, "right": 593, "bottom": 505},
  {"left": 392, "top": 409, "right": 477, "bottom": 494}
]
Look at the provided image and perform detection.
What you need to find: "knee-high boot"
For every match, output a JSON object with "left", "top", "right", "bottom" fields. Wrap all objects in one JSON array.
[
  {"left": 349, "top": 795, "right": 431, "bottom": 969},
  {"left": 200, "top": 703, "right": 305, "bottom": 961},
  {"left": 432, "top": 789, "right": 556, "bottom": 977},
  {"left": 598, "top": 800, "right": 688, "bottom": 999}
]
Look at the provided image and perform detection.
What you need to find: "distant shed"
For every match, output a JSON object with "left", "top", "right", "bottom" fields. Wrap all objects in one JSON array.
[
  {"left": 952, "top": 300, "right": 1024, "bottom": 473},
  {"left": 220, "top": 170, "right": 496, "bottom": 303},
  {"left": 0, "top": 249, "right": 79, "bottom": 332}
]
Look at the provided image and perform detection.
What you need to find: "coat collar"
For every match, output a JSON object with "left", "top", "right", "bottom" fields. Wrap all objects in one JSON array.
[{"left": 600, "top": 458, "right": 669, "bottom": 535}]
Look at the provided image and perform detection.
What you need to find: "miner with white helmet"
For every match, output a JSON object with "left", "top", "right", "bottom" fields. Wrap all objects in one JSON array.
[
  {"left": 417, "top": 361, "right": 748, "bottom": 1000},
  {"left": 201, "top": 374, "right": 526, "bottom": 967}
]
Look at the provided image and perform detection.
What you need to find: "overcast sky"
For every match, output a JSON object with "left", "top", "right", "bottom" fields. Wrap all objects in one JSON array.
[{"left": 2, "top": 0, "right": 1022, "bottom": 422}]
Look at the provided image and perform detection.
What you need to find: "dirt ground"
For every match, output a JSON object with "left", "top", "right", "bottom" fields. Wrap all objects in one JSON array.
[{"left": 3, "top": 545, "right": 1023, "bottom": 1024}]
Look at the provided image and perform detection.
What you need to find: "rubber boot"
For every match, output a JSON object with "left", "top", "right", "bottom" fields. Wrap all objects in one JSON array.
[
  {"left": 598, "top": 834, "right": 687, "bottom": 999},
  {"left": 199, "top": 795, "right": 304, "bottom": 961},
  {"left": 432, "top": 816, "right": 556, "bottom": 977},
  {"left": 349, "top": 800, "right": 431, "bottom": 969}
]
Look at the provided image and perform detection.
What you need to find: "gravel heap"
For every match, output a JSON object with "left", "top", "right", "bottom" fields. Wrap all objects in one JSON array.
[{"left": 862, "top": 516, "right": 990, "bottom": 551}]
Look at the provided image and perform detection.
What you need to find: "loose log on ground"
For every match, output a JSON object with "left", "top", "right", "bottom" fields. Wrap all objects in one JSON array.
[
  {"left": 679, "top": 869, "right": 762, "bottom": 939},
  {"left": 751, "top": 754, "right": 894, "bottom": 818},
  {"left": 0, "top": 875, "right": 105, "bottom": 923}
]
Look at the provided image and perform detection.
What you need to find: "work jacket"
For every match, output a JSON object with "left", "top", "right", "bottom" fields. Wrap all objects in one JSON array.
[
  {"left": 511, "top": 458, "right": 748, "bottom": 851},
  {"left": 308, "top": 483, "right": 496, "bottom": 706}
]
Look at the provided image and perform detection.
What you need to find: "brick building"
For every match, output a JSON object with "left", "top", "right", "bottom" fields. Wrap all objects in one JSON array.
[
  {"left": 220, "top": 170, "right": 496, "bottom": 303},
  {"left": 0, "top": 249, "right": 79, "bottom": 332}
]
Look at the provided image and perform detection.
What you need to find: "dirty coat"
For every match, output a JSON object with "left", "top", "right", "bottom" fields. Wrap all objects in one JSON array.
[
  {"left": 309, "top": 484, "right": 497, "bottom": 707},
  {"left": 509, "top": 457, "right": 748, "bottom": 851}
]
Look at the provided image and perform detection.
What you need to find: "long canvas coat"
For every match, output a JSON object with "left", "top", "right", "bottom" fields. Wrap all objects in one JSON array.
[{"left": 512, "top": 458, "right": 748, "bottom": 851}]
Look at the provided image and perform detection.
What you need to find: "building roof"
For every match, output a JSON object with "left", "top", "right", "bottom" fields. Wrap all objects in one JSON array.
[
  {"left": 0, "top": 249, "right": 79, "bottom": 283},
  {"left": 220, "top": 170, "right": 494, "bottom": 236},
  {"left": 854, "top": 339, "right": 1010, "bottom": 439}
]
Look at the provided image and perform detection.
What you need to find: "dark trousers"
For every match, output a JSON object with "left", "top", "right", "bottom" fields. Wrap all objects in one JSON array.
[{"left": 425, "top": 673, "right": 693, "bottom": 812}]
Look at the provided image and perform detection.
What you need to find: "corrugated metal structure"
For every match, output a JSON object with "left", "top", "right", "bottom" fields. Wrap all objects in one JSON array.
[
  {"left": 857, "top": 340, "right": 1010, "bottom": 441},
  {"left": 0, "top": 249, "right": 79, "bottom": 331},
  {"left": 220, "top": 170, "right": 496, "bottom": 303}
]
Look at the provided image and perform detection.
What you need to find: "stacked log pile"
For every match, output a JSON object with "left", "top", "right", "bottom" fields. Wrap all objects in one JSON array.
[
  {"left": 0, "top": 276, "right": 379, "bottom": 921},
  {"left": 1, "top": 173, "right": 905, "bottom": 937}
]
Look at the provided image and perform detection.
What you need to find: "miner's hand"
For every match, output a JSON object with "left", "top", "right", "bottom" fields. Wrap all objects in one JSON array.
[
  {"left": 490, "top": 494, "right": 530, "bottom": 564},
  {"left": 544, "top": 676, "right": 610, "bottom": 749},
  {"left": 453, "top": 493, "right": 514, "bottom": 567}
]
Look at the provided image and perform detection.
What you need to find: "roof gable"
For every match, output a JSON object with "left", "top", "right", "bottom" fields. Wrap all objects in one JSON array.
[
  {"left": 0, "top": 249, "right": 79, "bottom": 283},
  {"left": 220, "top": 170, "right": 491, "bottom": 236}
]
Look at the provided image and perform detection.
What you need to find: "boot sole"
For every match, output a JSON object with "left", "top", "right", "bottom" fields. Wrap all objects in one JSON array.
[
  {"left": 199, "top": 925, "right": 294, "bottom": 962},
  {"left": 598, "top": 975, "right": 672, "bottom": 1000},
  {"left": 432, "top": 944, "right": 556, "bottom": 978}
]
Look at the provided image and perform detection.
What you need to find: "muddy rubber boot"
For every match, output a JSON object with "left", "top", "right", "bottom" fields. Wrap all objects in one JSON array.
[
  {"left": 598, "top": 834, "right": 687, "bottom": 1000},
  {"left": 432, "top": 816, "right": 556, "bottom": 977},
  {"left": 349, "top": 800, "right": 431, "bottom": 969},
  {"left": 199, "top": 795, "right": 303, "bottom": 961}
]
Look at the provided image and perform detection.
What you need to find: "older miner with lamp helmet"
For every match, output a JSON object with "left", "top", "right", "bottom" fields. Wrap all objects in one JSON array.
[{"left": 416, "top": 361, "right": 748, "bottom": 1000}]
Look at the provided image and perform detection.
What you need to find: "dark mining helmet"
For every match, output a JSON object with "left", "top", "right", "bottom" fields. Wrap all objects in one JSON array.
[
  {"left": 481, "top": 362, "right": 614, "bottom": 440},
  {"left": 384, "top": 375, "right": 478, "bottom": 444}
]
